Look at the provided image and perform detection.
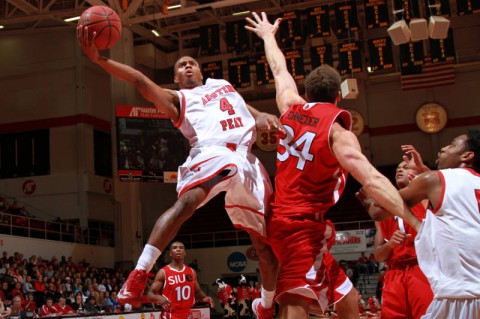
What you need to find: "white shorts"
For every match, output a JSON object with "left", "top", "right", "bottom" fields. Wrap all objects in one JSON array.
[
  {"left": 176, "top": 145, "right": 272, "bottom": 240},
  {"left": 421, "top": 297, "right": 480, "bottom": 319}
]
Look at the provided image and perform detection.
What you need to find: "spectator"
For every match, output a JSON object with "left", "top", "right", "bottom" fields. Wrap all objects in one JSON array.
[
  {"left": 105, "top": 291, "right": 119, "bottom": 310},
  {"left": 39, "top": 297, "right": 59, "bottom": 317},
  {"left": 0, "top": 252, "right": 7, "bottom": 266},
  {"left": 0, "top": 264, "right": 8, "bottom": 275},
  {"left": 53, "top": 295, "right": 74, "bottom": 315},
  {"left": 1, "top": 282, "right": 12, "bottom": 305},
  {"left": 11, "top": 282, "right": 25, "bottom": 303},
  {"left": 63, "top": 277, "right": 72, "bottom": 293},
  {"left": 9, "top": 295, "right": 24, "bottom": 316},
  {"left": 71, "top": 292, "right": 85, "bottom": 312},
  {"left": 357, "top": 252, "right": 369, "bottom": 275},
  {"left": 33, "top": 274, "right": 46, "bottom": 307},
  {"left": 23, "top": 293, "right": 37, "bottom": 312},
  {"left": 0, "top": 295, "right": 11, "bottom": 317},
  {"left": 84, "top": 295, "right": 99, "bottom": 313}
]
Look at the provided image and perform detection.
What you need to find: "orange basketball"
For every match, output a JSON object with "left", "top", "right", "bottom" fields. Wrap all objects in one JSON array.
[{"left": 78, "top": 6, "right": 122, "bottom": 50}]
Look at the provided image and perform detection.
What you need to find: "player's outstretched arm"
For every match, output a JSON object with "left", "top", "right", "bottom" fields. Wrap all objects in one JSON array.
[
  {"left": 77, "top": 25, "right": 180, "bottom": 121},
  {"left": 331, "top": 123, "right": 405, "bottom": 219},
  {"left": 245, "top": 12, "right": 304, "bottom": 114},
  {"left": 398, "top": 171, "right": 442, "bottom": 231}
]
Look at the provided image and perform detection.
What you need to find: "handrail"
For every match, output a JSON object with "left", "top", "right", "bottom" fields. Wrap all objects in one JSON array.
[{"left": 0, "top": 212, "right": 114, "bottom": 247}]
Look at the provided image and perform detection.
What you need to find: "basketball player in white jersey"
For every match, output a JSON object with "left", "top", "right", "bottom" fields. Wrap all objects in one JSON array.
[
  {"left": 392, "top": 130, "right": 480, "bottom": 318},
  {"left": 78, "top": 26, "right": 283, "bottom": 317}
]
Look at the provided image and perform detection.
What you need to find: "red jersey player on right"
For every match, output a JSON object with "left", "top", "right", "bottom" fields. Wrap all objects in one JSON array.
[{"left": 246, "top": 11, "right": 404, "bottom": 319}]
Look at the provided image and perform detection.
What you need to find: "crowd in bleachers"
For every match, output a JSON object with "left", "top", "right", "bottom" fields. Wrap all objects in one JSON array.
[{"left": 0, "top": 251, "right": 126, "bottom": 317}]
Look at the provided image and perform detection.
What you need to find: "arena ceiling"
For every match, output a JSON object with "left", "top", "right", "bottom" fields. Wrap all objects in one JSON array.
[{"left": 0, "top": 0, "right": 323, "bottom": 52}]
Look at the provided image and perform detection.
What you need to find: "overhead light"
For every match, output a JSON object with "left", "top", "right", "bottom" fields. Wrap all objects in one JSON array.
[
  {"left": 232, "top": 10, "right": 250, "bottom": 16},
  {"left": 151, "top": 30, "right": 160, "bottom": 37},
  {"left": 167, "top": 4, "right": 181, "bottom": 10},
  {"left": 367, "top": 66, "right": 372, "bottom": 73},
  {"left": 64, "top": 16, "right": 80, "bottom": 22},
  {"left": 0, "top": 25, "right": 4, "bottom": 29}
]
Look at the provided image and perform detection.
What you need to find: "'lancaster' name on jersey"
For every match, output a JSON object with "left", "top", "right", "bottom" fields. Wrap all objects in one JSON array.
[
  {"left": 202, "top": 85, "right": 236, "bottom": 105},
  {"left": 220, "top": 117, "right": 244, "bottom": 131},
  {"left": 285, "top": 110, "right": 319, "bottom": 127},
  {"left": 167, "top": 273, "right": 194, "bottom": 285}
]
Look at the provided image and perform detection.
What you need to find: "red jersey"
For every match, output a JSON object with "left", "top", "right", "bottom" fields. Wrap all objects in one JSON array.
[
  {"left": 217, "top": 285, "right": 234, "bottom": 305},
  {"left": 161, "top": 265, "right": 196, "bottom": 317},
  {"left": 40, "top": 304, "right": 59, "bottom": 316},
  {"left": 53, "top": 303, "right": 74, "bottom": 315},
  {"left": 379, "top": 203, "right": 427, "bottom": 265},
  {"left": 272, "top": 103, "right": 352, "bottom": 216},
  {"left": 236, "top": 285, "right": 251, "bottom": 301}
]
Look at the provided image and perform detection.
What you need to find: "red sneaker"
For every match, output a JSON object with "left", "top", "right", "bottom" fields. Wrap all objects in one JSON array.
[
  {"left": 252, "top": 298, "right": 274, "bottom": 319},
  {"left": 118, "top": 269, "right": 148, "bottom": 307}
]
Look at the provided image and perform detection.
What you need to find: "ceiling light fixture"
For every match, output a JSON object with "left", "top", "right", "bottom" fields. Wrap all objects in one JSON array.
[
  {"left": 64, "top": 16, "right": 80, "bottom": 22},
  {"left": 151, "top": 30, "right": 160, "bottom": 37},
  {"left": 167, "top": 4, "right": 181, "bottom": 10},
  {"left": 232, "top": 11, "right": 251, "bottom": 16}
]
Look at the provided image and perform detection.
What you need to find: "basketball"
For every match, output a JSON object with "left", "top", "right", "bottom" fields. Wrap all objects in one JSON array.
[{"left": 78, "top": 6, "right": 122, "bottom": 50}]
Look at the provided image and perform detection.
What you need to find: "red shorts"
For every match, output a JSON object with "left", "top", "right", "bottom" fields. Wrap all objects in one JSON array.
[
  {"left": 381, "top": 263, "right": 433, "bottom": 319},
  {"left": 268, "top": 214, "right": 352, "bottom": 313}
]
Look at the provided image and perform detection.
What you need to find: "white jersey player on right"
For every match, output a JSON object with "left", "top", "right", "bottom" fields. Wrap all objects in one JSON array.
[{"left": 394, "top": 130, "right": 480, "bottom": 319}]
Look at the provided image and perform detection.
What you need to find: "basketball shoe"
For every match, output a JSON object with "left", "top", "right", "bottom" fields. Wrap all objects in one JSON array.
[
  {"left": 252, "top": 298, "right": 274, "bottom": 319},
  {"left": 118, "top": 269, "right": 148, "bottom": 307}
]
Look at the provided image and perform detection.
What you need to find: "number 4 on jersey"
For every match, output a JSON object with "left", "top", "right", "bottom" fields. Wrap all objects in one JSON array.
[
  {"left": 220, "top": 98, "right": 235, "bottom": 115},
  {"left": 277, "top": 125, "right": 315, "bottom": 170}
]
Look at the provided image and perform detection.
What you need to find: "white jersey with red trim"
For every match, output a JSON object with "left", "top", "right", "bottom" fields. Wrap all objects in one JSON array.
[
  {"left": 415, "top": 168, "right": 480, "bottom": 298},
  {"left": 175, "top": 78, "right": 256, "bottom": 149}
]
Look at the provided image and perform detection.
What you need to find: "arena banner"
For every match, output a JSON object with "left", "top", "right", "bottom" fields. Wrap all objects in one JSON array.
[{"left": 330, "top": 229, "right": 367, "bottom": 254}]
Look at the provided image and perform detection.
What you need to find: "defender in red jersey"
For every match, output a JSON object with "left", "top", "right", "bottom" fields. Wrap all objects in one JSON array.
[
  {"left": 246, "top": 12, "right": 404, "bottom": 319},
  {"left": 148, "top": 242, "right": 213, "bottom": 319},
  {"left": 366, "top": 159, "right": 433, "bottom": 319}
]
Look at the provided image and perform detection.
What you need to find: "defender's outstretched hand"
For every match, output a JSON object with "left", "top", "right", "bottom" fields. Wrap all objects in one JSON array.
[
  {"left": 245, "top": 12, "right": 281, "bottom": 39},
  {"left": 401, "top": 144, "right": 430, "bottom": 174}
]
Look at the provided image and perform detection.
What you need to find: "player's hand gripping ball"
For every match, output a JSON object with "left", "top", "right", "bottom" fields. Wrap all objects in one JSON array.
[{"left": 78, "top": 6, "right": 122, "bottom": 50}]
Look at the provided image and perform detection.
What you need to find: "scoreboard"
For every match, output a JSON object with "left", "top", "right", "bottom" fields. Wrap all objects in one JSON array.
[
  {"left": 228, "top": 57, "right": 250, "bottom": 88},
  {"left": 202, "top": 61, "right": 223, "bottom": 80}
]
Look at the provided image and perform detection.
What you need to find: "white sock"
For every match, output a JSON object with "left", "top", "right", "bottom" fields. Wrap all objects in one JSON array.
[
  {"left": 135, "top": 244, "right": 161, "bottom": 272},
  {"left": 261, "top": 287, "right": 275, "bottom": 309}
]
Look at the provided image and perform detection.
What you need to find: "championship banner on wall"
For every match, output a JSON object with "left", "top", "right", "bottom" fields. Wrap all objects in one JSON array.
[{"left": 330, "top": 229, "right": 367, "bottom": 254}]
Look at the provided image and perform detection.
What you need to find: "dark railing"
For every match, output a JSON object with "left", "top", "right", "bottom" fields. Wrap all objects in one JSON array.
[{"left": 0, "top": 212, "right": 114, "bottom": 247}]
